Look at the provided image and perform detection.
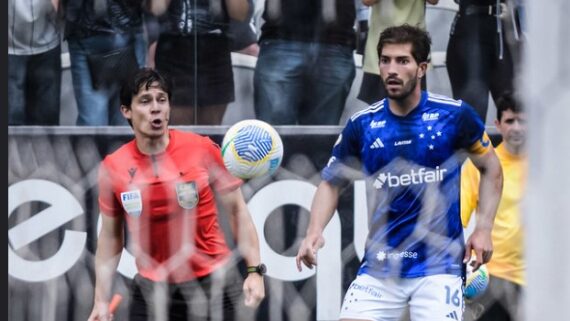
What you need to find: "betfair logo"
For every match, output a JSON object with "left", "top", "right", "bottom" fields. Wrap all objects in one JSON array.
[{"left": 373, "top": 166, "right": 447, "bottom": 189}]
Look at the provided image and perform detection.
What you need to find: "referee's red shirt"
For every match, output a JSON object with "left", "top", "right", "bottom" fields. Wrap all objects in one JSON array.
[{"left": 98, "top": 129, "right": 242, "bottom": 283}]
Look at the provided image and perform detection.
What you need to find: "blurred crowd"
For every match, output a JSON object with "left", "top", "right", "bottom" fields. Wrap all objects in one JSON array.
[{"left": 8, "top": 0, "right": 526, "bottom": 127}]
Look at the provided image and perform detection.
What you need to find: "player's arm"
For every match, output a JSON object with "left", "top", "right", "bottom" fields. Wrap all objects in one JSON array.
[
  {"left": 295, "top": 118, "right": 359, "bottom": 271},
  {"left": 460, "top": 159, "right": 480, "bottom": 228},
  {"left": 217, "top": 187, "right": 265, "bottom": 308},
  {"left": 295, "top": 180, "right": 340, "bottom": 271},
  {"left": 87, "top": 213, "right": 124, "bottom": 321},
  {"left": 464, "top": 147, "right": 503, "bottom": 271}
]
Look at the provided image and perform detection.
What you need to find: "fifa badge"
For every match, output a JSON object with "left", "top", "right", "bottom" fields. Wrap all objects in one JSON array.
[{"left": 120, "top": 190, "right": 142, "bottom": 217}]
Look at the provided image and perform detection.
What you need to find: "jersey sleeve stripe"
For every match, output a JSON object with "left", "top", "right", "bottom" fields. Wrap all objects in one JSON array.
[
  {"left": 351, "top": 100, "right": 385, "bottom": 121},
  {"left": 427, "top": 96, "right": 463, "bottom": 107},
  {"left": 427, "top": 92, "right": 462, "bottom": 106}
]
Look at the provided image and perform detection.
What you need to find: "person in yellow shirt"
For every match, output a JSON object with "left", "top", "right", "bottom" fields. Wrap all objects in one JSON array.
[{"left": 461, "top": 93, "right": 526, "bottom": 321}]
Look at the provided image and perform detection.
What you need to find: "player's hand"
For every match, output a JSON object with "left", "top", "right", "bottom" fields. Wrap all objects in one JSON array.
[
  {"left": 464, "top": 227, "right": 493, "bottom": 272},
  {"left": 87, "top": 300, "right": 112, "bottom": 321},
  {"left": 296, "top": 234, "right": 325, "bottom": 271},
  {"left": 362, "top": 0, "right": 378, "bottom": 7},
  {"left": 243, "top": 273, "right": 265, "bottom": 308}
]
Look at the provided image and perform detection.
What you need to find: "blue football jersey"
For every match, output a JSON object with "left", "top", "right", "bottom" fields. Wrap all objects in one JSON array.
[{"left": 322, "top": 91, "right": 490, "bottom": 279}]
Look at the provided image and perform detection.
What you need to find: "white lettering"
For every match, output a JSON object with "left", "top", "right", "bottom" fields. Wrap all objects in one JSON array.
[
  {"left": 400, "top": 174, "right": 411, "bottom": 185},
  {"left": 370, "top": 120, "right": 386, "bottom": 128},
  {"left": 248, "top": 180, "right": 342, "bottom": 321},
  {"left": 377, "top": 250, "right": 419, "bottom": 261},
  {"left": 350, "top": 283, "right": 382, "bottom": 298},
  {"left": 394, "top": 140, "right": 412, "bottom": 146},
  {"left": 422, "top": 112, "right": 440, "bottom": 121},
  {"left": 8, "top": 180, "right": 87, "bottom": 282},
  {"left": 374, "top": 167, "right": 448, "bottom": 189},
  {"left": 327, "top": 156, "right": 337, "bottom": 168},
  {"left": 5, "top": 179, "right": 373, "bottom": 321}
]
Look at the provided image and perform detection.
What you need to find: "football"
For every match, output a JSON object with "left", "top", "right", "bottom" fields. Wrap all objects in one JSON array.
[
  {"left": 221, "top": 119, "right": 284, "bottom": 179},
  {"left": 464, "top": 264, "right": 490, "bottom": 300}
]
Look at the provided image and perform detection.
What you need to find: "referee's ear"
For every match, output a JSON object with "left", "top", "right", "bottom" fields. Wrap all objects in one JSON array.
[{"left": 121, "top": 104, "right": 134, "bottom": 128}]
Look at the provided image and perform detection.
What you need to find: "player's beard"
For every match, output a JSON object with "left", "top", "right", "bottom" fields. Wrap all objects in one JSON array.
[{"left": 385, "top": 74, "right": 418, "bottom": 101}]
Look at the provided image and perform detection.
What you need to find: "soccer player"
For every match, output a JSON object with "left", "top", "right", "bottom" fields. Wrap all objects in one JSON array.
[
  {"left": 462, "top": 93, "right": 526, "bottom": 321},
  {"left": 87, "top": 68, "right": 265, "bottom": 321},
  {"left": 296, "top": 25, "right": 503, "bottom": 321}
]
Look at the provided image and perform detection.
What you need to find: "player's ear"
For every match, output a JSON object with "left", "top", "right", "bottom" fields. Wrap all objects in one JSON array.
[
  {"left": 494, "top": 118, "right": 501, "bottom": 129},
  {"left": 418, "top": 61, "right": 428, "bottom": 79},
  {"left": 121, "top": 104, "right": 132, "bottom": 120}
]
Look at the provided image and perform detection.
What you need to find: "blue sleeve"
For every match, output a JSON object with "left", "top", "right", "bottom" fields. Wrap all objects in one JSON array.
[
  {"left": 321, "top": 118, "right": 362, "bottom": 186},
  {"left": 455, "top": 103, "right": 487, "bottom": 150}
]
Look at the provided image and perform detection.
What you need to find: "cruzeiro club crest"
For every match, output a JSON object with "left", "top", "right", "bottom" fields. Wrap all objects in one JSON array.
[{"left": 176, "top": 181, "right": 199, "bottom": 209}]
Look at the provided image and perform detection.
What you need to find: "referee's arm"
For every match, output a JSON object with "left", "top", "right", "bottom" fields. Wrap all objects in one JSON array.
[
  {"left": 87, "top": 214, "right": 124, "bottom": 321},
  {"left": 218, "top": 187, "right": 265, "bottom": 308}
]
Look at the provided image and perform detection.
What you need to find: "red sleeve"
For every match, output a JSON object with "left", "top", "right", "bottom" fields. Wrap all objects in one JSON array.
[
  {"left": 98, "top": 159, "right": 123, "bottom": 217},
  {"left": 203, "top": 137, "right": 243, "bottom": 194}
]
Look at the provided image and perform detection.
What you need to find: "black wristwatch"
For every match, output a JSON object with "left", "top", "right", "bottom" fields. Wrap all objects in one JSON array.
[{"left": 247, "top": 263, "right": 267, "bottom": 275}]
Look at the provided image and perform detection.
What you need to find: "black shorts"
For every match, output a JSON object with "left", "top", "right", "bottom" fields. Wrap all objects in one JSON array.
[
  {"left": 128, "top": 267, "right": 251, "bottom": 321},
  {"left": 155, "top": 33, "right": 235, "bottom": 107}
]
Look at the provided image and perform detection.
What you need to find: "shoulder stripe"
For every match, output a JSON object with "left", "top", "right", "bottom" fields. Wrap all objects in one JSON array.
[
  {"left": 351, "top": 100, "right": 385, "bottom": 121},
  {"left": 427, "top": 92, "right": 462, "bottom": 106},
  {"left": 427, "top": 92, "right": 458, "bottom": 101}
]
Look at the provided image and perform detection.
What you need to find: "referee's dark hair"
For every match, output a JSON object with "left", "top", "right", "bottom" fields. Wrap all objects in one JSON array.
[
  {"left": 120, "top": 68, "right": 173, "bottom": 127},
  {"left": 377, "top": 24, "right": 432, "bottom": 64},
  {"left": 496, "top": 92, "right": 523, "bottom": 121}
]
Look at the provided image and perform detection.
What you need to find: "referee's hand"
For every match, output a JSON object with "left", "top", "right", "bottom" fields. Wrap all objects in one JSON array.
[
  {"left": 243, "top": 273, "right": 265, "bottom": 308},
  {"left": 87, "top": 301, "right": 112, "bottom": 321},
  {"left": 296, "top": 234, "right": 325, "bottom": 271}
]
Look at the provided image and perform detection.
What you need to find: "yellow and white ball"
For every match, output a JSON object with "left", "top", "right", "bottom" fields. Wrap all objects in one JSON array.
[{"left": 221, "top": 119, "right": 284, "bottom": 179}]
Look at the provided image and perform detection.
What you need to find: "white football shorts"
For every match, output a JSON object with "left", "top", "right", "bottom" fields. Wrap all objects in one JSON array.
[{"left": 339, "top": 273, "right": 464, "bottom": 321}]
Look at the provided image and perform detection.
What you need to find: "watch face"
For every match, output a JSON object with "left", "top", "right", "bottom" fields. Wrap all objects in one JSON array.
[{"left": 258, "top": 263, "right": 267, "bottom": 274}]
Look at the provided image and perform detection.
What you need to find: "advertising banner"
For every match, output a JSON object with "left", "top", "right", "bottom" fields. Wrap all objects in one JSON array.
[{"left": 8, "top": 127, "right": 366, "bottom": 321}]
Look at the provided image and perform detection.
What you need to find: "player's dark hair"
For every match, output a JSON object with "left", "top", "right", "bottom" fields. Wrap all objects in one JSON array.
[
  {"left": 377, "top": 24, "right": 431, "bottom": 64},
  {"left": 495, "top": 92, "right": 523, "bottom": 121},
  {"left": 120, "top": 68, "right": 173, "bottom": 127}
]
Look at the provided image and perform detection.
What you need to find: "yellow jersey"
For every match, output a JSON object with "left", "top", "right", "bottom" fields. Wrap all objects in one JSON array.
[{"left": 461, "top": 143, "right": 527, "bottom": 285}]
